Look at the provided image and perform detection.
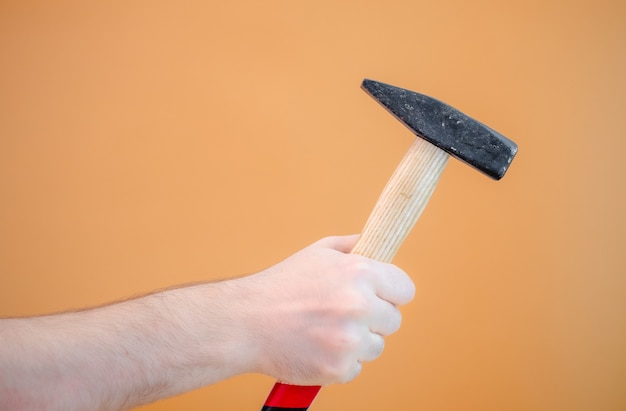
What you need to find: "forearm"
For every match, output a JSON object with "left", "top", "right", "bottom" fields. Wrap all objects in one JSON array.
[{"left": 0, "top": 280, "right": 256, "bottom": 411}]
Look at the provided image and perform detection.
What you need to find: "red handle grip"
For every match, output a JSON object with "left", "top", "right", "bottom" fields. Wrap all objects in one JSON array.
[{"left": 261, "top": 382, "right": 321, "bottom": 410}]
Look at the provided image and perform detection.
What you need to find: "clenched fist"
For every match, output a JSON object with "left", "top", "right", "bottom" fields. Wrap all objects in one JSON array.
[{"left": 230, "top": 235, "right": 415, "bottom": 385}]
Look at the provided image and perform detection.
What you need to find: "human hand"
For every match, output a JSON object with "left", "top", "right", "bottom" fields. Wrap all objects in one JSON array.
[{"left": 236, "top": 235, "right": 415, "bottom": 386}]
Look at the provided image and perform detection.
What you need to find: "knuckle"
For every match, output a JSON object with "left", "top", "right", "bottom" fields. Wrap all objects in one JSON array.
[
  {"left": 337, "top": 288, "right": 371, "bottom": 319},
  {"left": 318, "top": 327, "right": 365, "bottom": 383},
  {"left": 333, "top": 325, "right": 362, "bottom": 352},
  {"left": 349, "top": 256, "right": 375, "bottom": 277},
  {"left": 349, "top": 292, "right": 371, "bottom": 317}
]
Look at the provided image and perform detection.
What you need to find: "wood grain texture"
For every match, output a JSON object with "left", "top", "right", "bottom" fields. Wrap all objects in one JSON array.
[{"left": 351, "top": 138, "right": 449, "bottom": 262}]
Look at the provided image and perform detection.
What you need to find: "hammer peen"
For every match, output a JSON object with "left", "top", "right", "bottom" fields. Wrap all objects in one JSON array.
[{"left": 261, "top": 79, "right": 519, "bottom": 411}]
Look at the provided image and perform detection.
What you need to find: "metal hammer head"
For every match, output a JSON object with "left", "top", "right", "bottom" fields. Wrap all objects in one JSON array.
[{"left": 362, "top": 79, "right": 518, "bottom": 180}]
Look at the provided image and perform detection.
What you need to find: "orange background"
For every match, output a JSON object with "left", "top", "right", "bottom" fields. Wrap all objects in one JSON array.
[{"left": 1, "top": 1, "right": 625, "bottom": 410}]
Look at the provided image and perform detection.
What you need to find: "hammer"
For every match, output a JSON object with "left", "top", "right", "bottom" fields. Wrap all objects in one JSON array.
[{"left": 261, "top": 79, "right": 518, "bottom": 411}]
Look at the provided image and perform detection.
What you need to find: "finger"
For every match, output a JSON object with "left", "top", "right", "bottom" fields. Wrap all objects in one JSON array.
[
  {"left": 358, "top": 332, "right": 385, "bottom": 362},
  {"left": 338, "top": 360, "right": 363, "bottom": 384},
  {"left": 315, "top": 235, "right": 360, "bottom": 254},
  {"left": 373, "top": 263, "right": 415, "bottom": 306},
  {"left": 368, "top": 298, "right": 402, "bottom": 336}
]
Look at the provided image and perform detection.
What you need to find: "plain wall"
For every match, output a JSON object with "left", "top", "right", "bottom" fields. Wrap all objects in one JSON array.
[{"left": 1, "top": 1, "right": 625, "bottom": 410}]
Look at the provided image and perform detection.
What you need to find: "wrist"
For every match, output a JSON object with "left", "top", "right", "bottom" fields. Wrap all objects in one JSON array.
[{"left": 178, "top": 280, "right": 263, "bottom": 381}]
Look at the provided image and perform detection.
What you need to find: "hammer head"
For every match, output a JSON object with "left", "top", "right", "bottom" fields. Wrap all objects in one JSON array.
[{"left": 362, "top": 79, "right": 518, "bottom": 180}]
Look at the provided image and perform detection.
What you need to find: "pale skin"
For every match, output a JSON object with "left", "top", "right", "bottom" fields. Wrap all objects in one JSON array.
[{"left": 0, "top": 235, "right": 415, "bottom": 411}]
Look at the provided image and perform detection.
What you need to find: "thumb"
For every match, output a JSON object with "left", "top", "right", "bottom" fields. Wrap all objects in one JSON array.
[{"left": 315, "top": 234, "right": 360, "bottom": 254}]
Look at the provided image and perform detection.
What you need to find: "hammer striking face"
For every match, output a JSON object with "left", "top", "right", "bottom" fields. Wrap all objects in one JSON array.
[{"left": 361, "top": 79, "right": 518, "bottom": 180}]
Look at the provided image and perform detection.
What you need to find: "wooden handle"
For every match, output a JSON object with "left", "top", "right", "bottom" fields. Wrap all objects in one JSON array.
[
  {"left": 261, "top": 138, "right": 449, "bottom": 411},
  {"left": 351, "top": 137, "right": 449, "bottom": 261}
]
